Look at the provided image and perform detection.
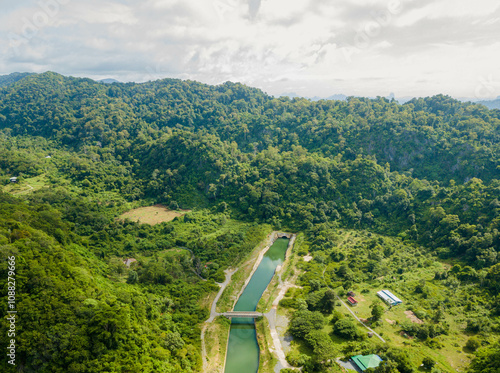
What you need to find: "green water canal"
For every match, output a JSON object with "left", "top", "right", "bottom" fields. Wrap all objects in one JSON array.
[{"left": 224, "top": 237, "right": 289, "bottom": 373}]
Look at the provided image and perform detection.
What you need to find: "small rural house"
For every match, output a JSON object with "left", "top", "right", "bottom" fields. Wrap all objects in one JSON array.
[
  {"left": 9, "top": 177, "right": 18, "bottom": 183},
  {"left": 351, "top": 354, "right": 383, "bottom": 371},
  {"left": 347, "top": 296, "right": 358, "bottom": 306},
  {"left": 377, "top": 290, "right": 403, "bottom": 306}
]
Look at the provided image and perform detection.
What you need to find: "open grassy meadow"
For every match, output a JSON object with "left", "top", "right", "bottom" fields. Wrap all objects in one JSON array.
[
  {"left": 119, "top": 204, "right": 189, "bottom": 225},
  {"left": 2, "top": 174, "right": 49, "bottom": 195}
]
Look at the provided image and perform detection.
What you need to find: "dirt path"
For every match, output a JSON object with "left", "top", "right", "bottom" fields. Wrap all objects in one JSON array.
[
  {"left": 263, "top": 234, "right": 301, "bottom": 372},
  {"left": 208, "top": 268, "right": 237, "bottom": 322},
  {"left": 200, "top": 325, "right": 209, "bottom": 372},
  {"left": 12, "top": 184, "right": 34, "bottom": 195},
  {"left": 201, "top": 268, "right": 238, "bottom": 372},
  {"left": 336, "top": 295, "right": 386, "bottom": 343},
  {"left": 264, "top": 275, "right": 300, "bottom": 372}
]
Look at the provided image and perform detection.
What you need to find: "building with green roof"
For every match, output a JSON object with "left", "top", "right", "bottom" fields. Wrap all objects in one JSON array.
[{"left": 351, "top": 354, "right": 383, "bottom": 371}]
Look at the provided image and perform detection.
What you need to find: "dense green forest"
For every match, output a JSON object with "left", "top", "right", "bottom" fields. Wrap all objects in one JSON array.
[{"left": 0, "top": 72, "right": 499, "bottom": 372}]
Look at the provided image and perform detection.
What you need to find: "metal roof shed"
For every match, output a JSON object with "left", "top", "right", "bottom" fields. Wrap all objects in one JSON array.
[
  {"left": 377, "top": 290, "right": 403, "bottom": 306},
  {"left": 351, "top": 354, "right": 383, "bottom": 371}
]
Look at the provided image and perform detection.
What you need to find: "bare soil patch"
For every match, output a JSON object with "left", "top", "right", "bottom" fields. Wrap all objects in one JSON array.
[
  {"left": 303, "top": 254, "right": 313, "bottom": 262},
  {"left": 404, "top": 310, "right": 424, "bottom": 324},
  {"left": 385, "top": 318, "right": 396, "bottom": 325},
  {"left": 120, "top": 205, "right": 189, "bottom": 225}
]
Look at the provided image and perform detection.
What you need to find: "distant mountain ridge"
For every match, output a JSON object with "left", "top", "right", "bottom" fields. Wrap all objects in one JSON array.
[
  {"left": 279, "top": 91, "right": 414, "bottom": 104},
  {"left": 0, "top": 72, "right": 35, "bottom": 87},
  {"left": 478, "top": 97, "right": 500, "bottom": 110},
  {"left": 98, "top": 78, "right": 121, "bottom": 84}
]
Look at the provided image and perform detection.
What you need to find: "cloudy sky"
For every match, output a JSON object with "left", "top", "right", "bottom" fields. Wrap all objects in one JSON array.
[{"left": 1, "top": 0, "right": 500, "bottom": 99}]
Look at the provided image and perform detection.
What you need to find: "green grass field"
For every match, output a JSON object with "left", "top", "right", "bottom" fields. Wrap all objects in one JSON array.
[{"left": 2, "top": 174, "right": 49, "bottom": 195}]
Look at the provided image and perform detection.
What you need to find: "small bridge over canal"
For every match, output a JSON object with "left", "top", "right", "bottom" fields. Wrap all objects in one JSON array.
[{"left": 221, "top": 311, "right": 264, "bottom": 319}]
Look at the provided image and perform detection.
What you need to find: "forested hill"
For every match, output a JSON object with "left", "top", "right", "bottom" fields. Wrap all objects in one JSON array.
[
  {"left": 0, "top": 72, "right": 499, "bottom": 183},
  {"left": 0, "top": 72, "right": 499, "bottom": 372},
  {"left": 0, "top": 72, "right": 499, "bottom": 269}
]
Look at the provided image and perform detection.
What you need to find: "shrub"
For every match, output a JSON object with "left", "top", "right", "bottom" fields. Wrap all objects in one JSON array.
[
  {"left": 333, "top": 319, "right": 361, "bottom": 340},
  {"left": 286, "top": 351, "right": 310, "bottom": 367},
  {"left": 466, "top": 337, "right": 481, "bottom": 352},
  {"left": 279, "top": 298, "right": 297, "bottom": 308},
  {"left": 422, "top": 357, "right": 435, "bottom": 369}
]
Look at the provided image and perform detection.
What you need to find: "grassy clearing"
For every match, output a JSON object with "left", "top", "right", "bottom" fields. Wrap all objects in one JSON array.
[
  {"left": 2, "top": 174, "right": 49, "bottom": 195},
  {"left": 204, "top": 317, "right": 231, "bottom": 373},
  {"left": 119, "top": 204, "right": 189, "bottom": 225}
]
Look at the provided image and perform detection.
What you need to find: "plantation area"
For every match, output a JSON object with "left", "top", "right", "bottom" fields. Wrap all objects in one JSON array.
[{"left": 2, "top": 174, "right": 49, "bottom": 195}]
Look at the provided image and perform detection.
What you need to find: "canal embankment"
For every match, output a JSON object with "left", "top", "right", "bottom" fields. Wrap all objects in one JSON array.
[
  {"left": 215, "top": 230, "right": 276, "bottom": 314},
  {"left": 202, "top": 268, "right": 238, "bottom": 373},
  {"left": 258, "top": 234, "right": 304, "bottom": 372},
  {"left": 224, "top": 235, "right": 291, "bottom": 373},
  {"left": 202, "top": 230, "right": 288, "bottom": 372},
  {"left": 202, "top": 231, "right": 301, "bottom": 373}
]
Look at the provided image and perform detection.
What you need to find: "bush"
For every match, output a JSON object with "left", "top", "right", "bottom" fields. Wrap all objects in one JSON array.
[
  {"left": 422, "top": 357, "right": 435, "bottom": 369},
  {"left": 333, "top": 319, "right": 361, "bottom": 340},
  {"left": 413, "top": 309, "right": 427, "bottom": 320},
  {"left": 279, "top": 298, "right": 297, "bottom": 308},
  {"left": 382, "top": 348, "right": 415, "bottom": 373},
  {"left": 286, "top": 351, "right": 310, "bottom": 367},
  {"left": 330, "top": 310, "right": 344, "bottom": 324},
  {"left": 466, "top": 337, "right": 481, "bottom": 351},
  {"left": 466, "top": 317, "right": 491, "bottom": 333},
  {"left": 424, "top": 338, "right": 444, "bottom": 349}
]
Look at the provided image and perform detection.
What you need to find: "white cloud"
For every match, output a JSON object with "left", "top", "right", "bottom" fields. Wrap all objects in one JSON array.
[
  {"left": 0, "top": 0, "right": 499, "bottom": 99},
  {"left": 72, "top": 2, "right": 138, "bottom": 25}
]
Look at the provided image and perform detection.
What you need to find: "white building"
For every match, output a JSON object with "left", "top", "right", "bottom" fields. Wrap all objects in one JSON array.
[{"left": 377, "top": 290, "right": 403, "bottom": 306}]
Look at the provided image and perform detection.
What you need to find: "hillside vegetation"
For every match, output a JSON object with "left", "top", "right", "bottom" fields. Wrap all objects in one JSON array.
[{"left": 0, "top": 72, "right": 499, "bottom": 372}]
